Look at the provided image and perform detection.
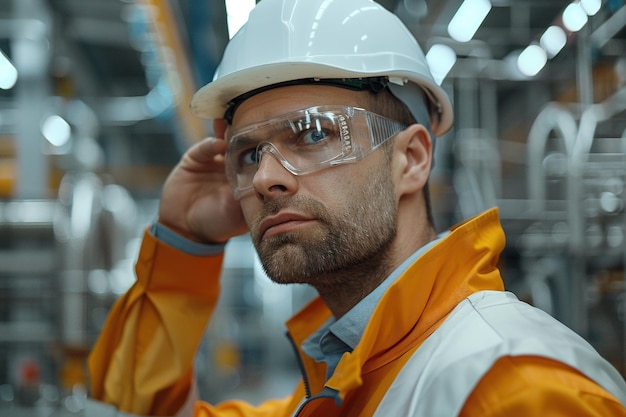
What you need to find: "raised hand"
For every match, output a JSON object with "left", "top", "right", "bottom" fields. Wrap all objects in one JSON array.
[{"left": 158, "top": 120, "right": 248, "bottom": 244}]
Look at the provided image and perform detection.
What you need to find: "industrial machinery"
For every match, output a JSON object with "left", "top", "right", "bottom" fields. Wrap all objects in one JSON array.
[{"left": 0, "top": 0, "right": 625, "bottom": 414}]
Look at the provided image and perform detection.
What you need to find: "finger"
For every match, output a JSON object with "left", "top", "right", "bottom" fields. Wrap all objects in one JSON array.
[
  {"left": 213, "top": 118, "right": 227, "bottom": 139},
  {"left": 187, "top": 137, "right": 227, "bottom": 164}
]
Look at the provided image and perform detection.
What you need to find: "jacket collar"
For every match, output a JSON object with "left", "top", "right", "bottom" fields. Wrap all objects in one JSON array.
[{"left": 286, "top": 208, "right": 506, "bottom": 399}]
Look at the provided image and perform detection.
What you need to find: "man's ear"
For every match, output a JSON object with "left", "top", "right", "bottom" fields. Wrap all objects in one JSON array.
[{"left": 394, "top": 124, "right": 433, "bottom": 197}]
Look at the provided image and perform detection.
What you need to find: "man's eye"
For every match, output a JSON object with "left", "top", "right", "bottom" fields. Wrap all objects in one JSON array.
[
  {"left": 239, "top": 148, "right": 260, "bottom": 167},
  {"left": 302, "top": 128, "right": 329, "bottom": 144}
]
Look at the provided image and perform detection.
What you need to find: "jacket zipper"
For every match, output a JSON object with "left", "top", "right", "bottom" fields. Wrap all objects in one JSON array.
[
  {"left": 286, "top": 330, "right": 312, "bottom": 399},
  {"left": 285, "top": 332, "right": 343, "bottom": 415}
]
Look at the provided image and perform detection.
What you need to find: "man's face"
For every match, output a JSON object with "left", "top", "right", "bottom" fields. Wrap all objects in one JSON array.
[{"left": 230, "top": 85, "right": 398, "bottom": 286}]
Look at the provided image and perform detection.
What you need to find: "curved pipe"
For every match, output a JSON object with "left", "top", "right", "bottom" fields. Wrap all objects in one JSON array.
[
  {"left": 568, "top": 88, "right": 626, "bottom": 253},
  {"left": 526, "top": 103, "right": 577, "bottom": 214}
]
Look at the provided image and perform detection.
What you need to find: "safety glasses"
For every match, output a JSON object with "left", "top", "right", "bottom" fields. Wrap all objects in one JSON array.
[{"left": 225, "top": 105, "right": 407, "bottom": 199}]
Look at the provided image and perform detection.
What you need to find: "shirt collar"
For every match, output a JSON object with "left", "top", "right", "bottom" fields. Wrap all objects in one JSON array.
[{"left": 301, "top": 231, "right": 449, "bottom": 361}]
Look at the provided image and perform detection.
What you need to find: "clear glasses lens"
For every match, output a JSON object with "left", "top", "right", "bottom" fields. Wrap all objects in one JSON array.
[{"left": 226, "top": 105, "right": 406, "bottom": 198}]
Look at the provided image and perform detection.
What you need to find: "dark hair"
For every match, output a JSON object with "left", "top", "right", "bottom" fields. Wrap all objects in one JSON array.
[
  {"left": 359, "top": 89, "right": 435, "bottom": 228},
  {"left": 360, "top": 88, "right": 417, "bottom": 127}
]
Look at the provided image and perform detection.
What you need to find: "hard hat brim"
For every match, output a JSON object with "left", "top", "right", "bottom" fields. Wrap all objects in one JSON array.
[{"left": 190, "top": 62, "right": 453, "bottom": 137}]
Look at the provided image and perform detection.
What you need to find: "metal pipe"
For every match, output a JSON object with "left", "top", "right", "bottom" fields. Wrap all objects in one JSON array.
[
  {"left": 591, "top": 4, "right": 626, "bottom": 48},
  {"left": 11, "top": 1, "right": 52, "bottom": 198},
  {"left": 526, "top": 103, "right": 577, "bottom": 214},
  {"left": 565, "top": 87, "right": 626, "bottom": 337}
]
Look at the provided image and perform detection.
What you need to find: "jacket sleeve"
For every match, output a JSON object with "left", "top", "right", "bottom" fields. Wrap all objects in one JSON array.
[
  {"left": 460, "top": 355, "right": 626, "bottom": 417},
  {"left": 87, "top": 228, "right": 224, "bottom": 416}
]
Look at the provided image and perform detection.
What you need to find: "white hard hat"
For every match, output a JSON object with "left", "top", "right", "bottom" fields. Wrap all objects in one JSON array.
[{"left": 191, "top": 0, "right": 453, "bottom": 136}]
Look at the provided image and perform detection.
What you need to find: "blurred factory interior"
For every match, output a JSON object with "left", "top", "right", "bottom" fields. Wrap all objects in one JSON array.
[{"left": 0, "top": 0, "right": 625, "bottom": 414}]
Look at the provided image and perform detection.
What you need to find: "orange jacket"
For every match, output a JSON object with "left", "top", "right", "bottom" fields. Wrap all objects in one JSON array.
[{"left": 88, "top": 208, "right": 626, "bottom": 416}]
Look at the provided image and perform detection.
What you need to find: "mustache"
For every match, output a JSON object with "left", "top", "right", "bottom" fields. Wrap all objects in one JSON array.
[{"left": 251, "top": 195, "right": 328, "bottom": 233}]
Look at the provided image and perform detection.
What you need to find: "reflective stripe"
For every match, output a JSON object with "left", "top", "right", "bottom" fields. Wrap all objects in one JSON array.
[{"left": 373, "top": 291, "right": 626, "bottom": 417}]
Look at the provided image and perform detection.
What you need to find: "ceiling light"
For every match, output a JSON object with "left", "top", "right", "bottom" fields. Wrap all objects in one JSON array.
[
  {"left": 0, "top": 50, "right": 18, "bottom": 90},
  {"left": 225, "top": 0, "right": 256, "bottom": 39},
  {"left": 448, "top": 0, "right": 492, "bottom": 43},
  {"left": 580, "top": 0, "right": 602, "bottom": 16},
  {"left": 41, "top": 115, "right": 71, "bottom": 147},
  {"left": 562, "top": 2, "right": 588, "bottom": 32},
  {"left": 426, "top": 44, "right": 457, "bottom": 85},
  {"left": 540, "top": 26, "right": 567, "bottom": 58},
  {"left": 517, "top": 45, "right": 547, "bottom": 77}
]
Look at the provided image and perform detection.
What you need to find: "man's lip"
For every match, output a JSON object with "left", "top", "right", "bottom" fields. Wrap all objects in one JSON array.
[{"left": 259, "top": 212, "right": 315, "bottom": 238}]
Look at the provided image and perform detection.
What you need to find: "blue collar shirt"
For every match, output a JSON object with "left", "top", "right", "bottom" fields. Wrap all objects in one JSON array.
[{"left": 301, "top": 233, "right": 448, "bottom": 380}]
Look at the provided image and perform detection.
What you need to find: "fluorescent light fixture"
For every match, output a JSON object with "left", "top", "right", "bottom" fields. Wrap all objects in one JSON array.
[
  {"left": 0, "top": 50, "right": 18, "bottom": 90},
  {"left": 517, "top": 44, "right": 547, "bottom": 77},
  {"left": 41, "top": 115, "right": 71, "bottom": 147},
  {"left": 580, "top": 0, "right": 601, "bottom": 16},
  {"left": 562, "top": 2, "right": 588, "bottom": 32},
  {"left": 448, "top": 0, "right": 492, "bottom": 43},
  {"left": 426, "top": 44, "right": 457, "bottom": 85},
  {"left": 225, "top": 0, "right": 256, "bottom": 39},
  {"left": 540, "top": 26, "right": 567, "bottom": 58}
]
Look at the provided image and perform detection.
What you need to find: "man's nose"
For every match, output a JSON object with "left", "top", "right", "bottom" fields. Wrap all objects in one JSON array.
[{"left": 251, "top": 148, "right": 298, "bottom": 200}]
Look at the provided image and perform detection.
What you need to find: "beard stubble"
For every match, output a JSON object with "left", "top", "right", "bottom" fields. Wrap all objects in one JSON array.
[{"left": 250, "top": 168, "right": 398, "bottom": 288}]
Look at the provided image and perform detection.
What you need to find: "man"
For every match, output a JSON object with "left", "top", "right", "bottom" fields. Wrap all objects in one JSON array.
[{"left": 87, "top": 0, "right": 626, "bottom": 416}]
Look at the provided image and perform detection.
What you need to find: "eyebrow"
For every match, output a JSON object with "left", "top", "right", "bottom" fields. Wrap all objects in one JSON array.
[{"left": 229, "top": 135, "right": 261, "bottom": 151}]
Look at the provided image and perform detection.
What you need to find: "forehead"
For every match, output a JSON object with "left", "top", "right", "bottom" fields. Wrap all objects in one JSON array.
[{"left": 230, "top": 85, "right": 369, "bottom": 129}]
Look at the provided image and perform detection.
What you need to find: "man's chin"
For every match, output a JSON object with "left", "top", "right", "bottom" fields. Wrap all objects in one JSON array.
[{"left": 257, "top": 241, "right": 322, "bottom": 284}]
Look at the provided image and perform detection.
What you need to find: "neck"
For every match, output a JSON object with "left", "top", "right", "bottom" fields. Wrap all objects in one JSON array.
[
  {"left": 316, "top": 224, "right": 437, "bottom": 318},
  {"left": 313, "top": 253, "right": 393, "bottom": 318}
]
